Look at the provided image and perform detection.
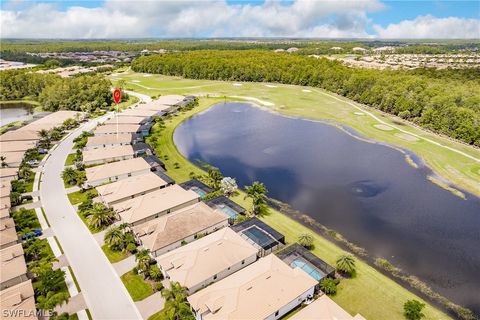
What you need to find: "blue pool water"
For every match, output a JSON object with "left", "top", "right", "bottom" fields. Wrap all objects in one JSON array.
[
  {"left": 191, "top": 187, "right": 207, "bottom": 198},
  {"left": 291, "top": 259, "right": 324, "bottom": 281},
  {"left": 242, "top": 226, "right": 277, "bottom": 247},
  {"left": 219, "top": 206, "right": 238, "bottom": 219}
]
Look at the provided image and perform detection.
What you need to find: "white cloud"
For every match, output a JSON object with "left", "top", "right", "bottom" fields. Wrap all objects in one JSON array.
[
  {"left": 373, "top": 15, "right": 480, "bottom": 39},
  {"left": 1, "top": 1, "right": 478, "bottom": 39},
  {"left": 1, "top": 0, "right": 384, "bottom": 38}
]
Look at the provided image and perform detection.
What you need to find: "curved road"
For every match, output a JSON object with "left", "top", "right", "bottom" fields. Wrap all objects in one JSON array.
[{"left": 40, "top": 113, "right": 142, "bottom": 320}]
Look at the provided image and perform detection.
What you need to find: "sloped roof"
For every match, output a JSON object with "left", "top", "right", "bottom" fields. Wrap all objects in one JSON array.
[{"left": 86, "top": 157, "right": 151, "bottom": 183}]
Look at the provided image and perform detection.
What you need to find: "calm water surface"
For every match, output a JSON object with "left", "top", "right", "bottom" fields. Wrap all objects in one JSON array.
[
  {"left": 174, "top": 102, "right": 480, "bottom": 314},
  {"left": 0, "top": 102, "right": 38, "bottom": 126}
]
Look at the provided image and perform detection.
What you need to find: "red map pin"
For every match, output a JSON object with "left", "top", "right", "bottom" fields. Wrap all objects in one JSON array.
[{"left": 113, "top": 89, "right": 121, "bottom": 104}]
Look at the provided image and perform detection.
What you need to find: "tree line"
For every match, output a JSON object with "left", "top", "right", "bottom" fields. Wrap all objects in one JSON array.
[
  {"left": 132, "top": 50, "right": 480, "bottom": 146},
  {"left": 0, "top": 69, "right": 113, "bottom": 112}
]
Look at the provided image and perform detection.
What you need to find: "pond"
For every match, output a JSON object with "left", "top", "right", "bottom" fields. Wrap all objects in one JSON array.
[
  {"left": 174, "top": 102, "right": 480, "bottom": 314},
  {"left": 0, "top": 102, "right": 39, "bottom": 127}
]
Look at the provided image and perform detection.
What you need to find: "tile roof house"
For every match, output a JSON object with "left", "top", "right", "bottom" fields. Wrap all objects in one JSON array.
[
  {"left": 188, "top": 254, "right": 318, "bottom": 320},
  {"left": 96, "top": 171, "right": 170, "bottom": 205},
  {"left": 112, "top": 184, "right": 199, "bottom": 226},
  {"left": 85, "top": 157, "right": 152, "bottom": 187},
  {"left": 289, "top": 295, "right": 366, "bottom": 320},
  {"left": 82, "top": 145, "right": 135, "bottom": 166},
  {"left": 0, "top": 280, "right": 38, "bottom": 320},
  {"left": 133, "top": 201, "right": 229, "bottom": 257},
  {"left": 156, "top": 228, "right": 258, "bottom": 294},
  {"left": 0, "top": 244, "right": 28, "bottom": 290}
]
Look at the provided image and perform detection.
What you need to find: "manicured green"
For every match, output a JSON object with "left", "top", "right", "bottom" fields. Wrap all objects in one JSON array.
[
  {"left": 143, "top": 95, "right": 450, "bottom": 320},
  {"left": 120, "top": 270, "right": 154, "bottom": 301},
  {"left": 113, "top": 71, "right": 480, "bottom": 197},
  {"left": 67, "top": 189, "right": 98, "bottom": 205},
  {"left": 101, "top": 244, "right": 128, "bottom": 263},
  {"left": 65, "top": 153, "right": 76, "bottom": 166}
]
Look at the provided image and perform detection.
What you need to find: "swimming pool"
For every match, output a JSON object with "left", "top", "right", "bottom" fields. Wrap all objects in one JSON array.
[
  {"left": 191, "top": 187, "right": 207, "bottom": 198},
  {"left": 219, "top": 205, "right": 238, "bottom": 219},
  {"left": 291, "top": 259, "right": 324, "bottom": 281},
  {"left": 242, "top": 226, "right": 278, "bottom": 249}
]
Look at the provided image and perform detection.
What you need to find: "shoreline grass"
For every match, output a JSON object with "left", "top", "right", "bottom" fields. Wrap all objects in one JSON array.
[{"left": 144, "top": 97, "right": 450, "bottom": 320}]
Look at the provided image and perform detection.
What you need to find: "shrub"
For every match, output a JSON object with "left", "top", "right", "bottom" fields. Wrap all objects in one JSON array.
[
  {"left": 132, "top": 267, "right": 138, "bottom": 275},
  {"left": 404, "top": 300, "right": 425, "bottom": 320},
  {"left": 155, "top": 282, "right": 164, "bottom": 292},
  {"left": 126, "top": 243, "right": 137, "bottom": 253},
  {"left": 319, "top": 278, "right": 339, "bottom": 295}
]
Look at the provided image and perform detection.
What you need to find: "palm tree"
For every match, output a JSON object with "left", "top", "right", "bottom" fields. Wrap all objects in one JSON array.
[
  {"left": 87, "top": 203, "right": 115, "bottom": 229},
  {"left": 19, "top": 166, "right": 32, "bottom": 181},
  {"left": 161, "top": 282, "right": 194, "bottom": 320},
  {"left": 319, "top": 278, "right": 338, "bottom": 295},
  {"left": 49, "top": 127, "right": 63, "bottom": 141},
  {"left": 244, "top": 181, "right": 268, "bottom": 216},
  {"left": 135, "top": 249, "right": 151, "bottom": 274},
  {"left": 104, "top": 226, "right": 125, "bottom": 251},
  {"left": 298, "top": 233, "right": 314, "bottom": 249},
  {"left": 61, "top": 167, "right": 78, "bottom": 185},
  {"left": 336, "top": 254, "right": 356, "bottom": 276}
]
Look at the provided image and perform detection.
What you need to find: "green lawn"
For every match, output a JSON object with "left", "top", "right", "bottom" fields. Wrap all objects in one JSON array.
[
  {"left": 113, "top": 71, "right": 480, "bottom": 197},
  {"left": 144, "top": 97, "right": 450, "bottom": 320},
  {"left": 120, "top": 270, "right": 154, "bottom": 301},
  {"left": 65, "top": 153, "right": 76, "bottom": 166},
  {"left": 102, "top": 244, "right": 128, "bottom": 263},
  {"left": 67, "top": 189, "right": 98, "bottom": 205},
  {"left": 24, "top": 177, "right": 35, "bottom": 193}
]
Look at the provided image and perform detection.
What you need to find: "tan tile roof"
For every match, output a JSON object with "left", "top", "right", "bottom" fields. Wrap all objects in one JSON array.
[
  {"left": 290, "top": 295, "right": 364, "bottom": 320},
  {"left": 0, "top": 168, "right": 18, "bottom": 180},
  {"left": 0, "top": 244, "right": 26, "bottom": 285},
  {"left": 113, "top": 185, "right": 199, "bottom": 224},
  {"left": 0, "top": 180, "right": 11, "bottom": 198},
  {"left": 20, "top": 111, "right": 82, "bottom": 132},
  {"left": 0, "top": 207, "right": 10, "bottom": 219},
  {"left": 0, "top": 141, "right": 37, "bottom": 152},
  {"left": 155, "top": 95, "right": 185, "bottom": 106},
  {"left": 137, "top": 103, "right": 170, "bottom": 112},
  {"left": 93, "top": 124, "right": 140, "bottom": 135},
  {"left": 119, "top": 109, "right": 159, "bottom": 117},
  {"left": 86, "top": 134, "right": 132, "bottom": 147},
  {"left": 187, "top": 255, "right": 318, "bottom": 320},
  {"left": 0, "top": 130, "right": 39, "bottom": 142},
  {"left": 104, "top": 116, "right": 147, "bottom": 125},
  {"left": 0, "top": 218, "right": 17, "bottom": 246},
  {"left": 82, "top": 145, "right": 134, "bottom": 163},
  {"left": 96, "top": 172, "right": 168, "bottom": 205},
  {"left": 157, "top": 228, "right": 256, "bottom": 289},
  {"left": 0, "top": 151, "right": 26, "bottom": 167},
  {"left": 134, "top": 202, "right": 229, "bottom": 253},
  {"left": 0, "top": 280, "right": 37, "bottom": 320},
  {"left": 86, "top": 158, "right": 151, "bottom": 183}
]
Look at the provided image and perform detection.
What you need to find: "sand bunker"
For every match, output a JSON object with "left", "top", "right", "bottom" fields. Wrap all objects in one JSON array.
[
  {"left": 354, "top": 112, "right": 365, "bottom": 116},
  {"left": 302, "top": 89, "right": 312, "bottom": 93},
  {"left": 131, "top": 80, "right": 140, "bottom": 83},
  {"left": 111, "top": 74, "right": 119, "bottom": 77},
  {"left": 233, "top": 83, "right": 243, "bottom": 87},
  {"left": 374, "top": 124, "right": 394, "bottom": 131},
  {"left": 143, "top": 74, "right": 152, "bottom": 77},
  {"left": 395, "top": 133, "right": 419, "bottom": 142},
  {"left": 265, "top": 84, "right": 277, "bottom": 88},
  {"left": 231, "top": 95, "right": 275, "bottom": 107}
]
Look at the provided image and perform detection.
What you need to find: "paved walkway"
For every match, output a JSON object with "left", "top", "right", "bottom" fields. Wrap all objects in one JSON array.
[
  {"left": 39, "top": 115, "right": 141, "bottom": 320},
  {"left": 11, "top": 200, "right": 42, "bottom": 211},
  {"left": 135, "top": 292, "right": 165, "bottom": 320},
  {"left": 55, "top": 292, "right": 88, "bottom": 316},
  {"left": 113, "top": 255, "right": 136, "bottom": 276}
]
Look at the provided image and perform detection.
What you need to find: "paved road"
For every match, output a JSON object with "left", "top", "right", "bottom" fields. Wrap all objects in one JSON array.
[{"left": 40, "top": 114, "right": 142, "bottom": 320}]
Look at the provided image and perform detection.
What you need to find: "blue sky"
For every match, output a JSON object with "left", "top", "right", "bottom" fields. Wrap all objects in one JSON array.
[{"left": 1, "top": 0, "right": 479, "bottom": 38}]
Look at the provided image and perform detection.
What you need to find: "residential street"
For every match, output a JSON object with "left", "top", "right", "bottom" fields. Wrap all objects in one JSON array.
[{"left": 39, "top": 113, "right": 142, "bottom": 320}]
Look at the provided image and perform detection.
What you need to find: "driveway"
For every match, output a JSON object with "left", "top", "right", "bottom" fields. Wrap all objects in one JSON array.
[{"left": 40, "top": 114, "right": 142, "bottom": 320}]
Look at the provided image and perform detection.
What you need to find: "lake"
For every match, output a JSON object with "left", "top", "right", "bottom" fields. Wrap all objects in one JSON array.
[
  {"left": 174, "top": 102, "right": 480, "bottom": 314},
  {"left": 0, "top": 102, "right": 38, "bottom": 127}
]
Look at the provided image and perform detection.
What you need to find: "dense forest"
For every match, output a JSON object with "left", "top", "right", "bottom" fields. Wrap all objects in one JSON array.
[
  {"left": 0, "top": 70, "right": 113, "bottom": 112},
  {"left": 132, "top": 50, "right": 480, "bottom": 145},
  {"left": 1, "top": 39, "right": 478, "bottom": 54}
]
